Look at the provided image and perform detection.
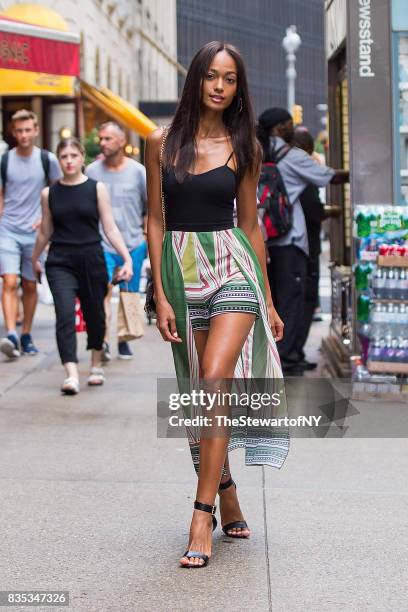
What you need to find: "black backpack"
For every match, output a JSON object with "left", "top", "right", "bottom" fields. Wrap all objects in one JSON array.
[
  {"left": 1, "top": 149, "right": 50, "bottom": 193},
  {"left": 257, "top": 144, "right": 292, "bottom": 242}
]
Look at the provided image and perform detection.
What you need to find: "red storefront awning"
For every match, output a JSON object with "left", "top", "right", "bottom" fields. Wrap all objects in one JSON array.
[{"left": 0, "top": 16, "right": 80, "bottom": 76}]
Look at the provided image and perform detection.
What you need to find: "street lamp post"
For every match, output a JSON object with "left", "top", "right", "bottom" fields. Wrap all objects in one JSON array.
[{"left": 282, "top": 25, "right": 302, "bottom": 113}]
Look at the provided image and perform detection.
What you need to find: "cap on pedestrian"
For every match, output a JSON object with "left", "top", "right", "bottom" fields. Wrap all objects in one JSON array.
[{"left": 258, "top": 107, "right": 292, "bottom": 130}]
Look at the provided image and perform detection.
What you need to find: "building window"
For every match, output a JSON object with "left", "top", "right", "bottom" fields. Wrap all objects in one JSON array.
[
  {"left": 95, "top": 47, "right": 100, "bottom": 86},
  {"left": 107, "top": 59, "right": 112, "bottom": 89},
  {"left": 118, "top": 69, "right": 123, "bottom": 96},
  {"left": 138, "top": 48, "right": 143, "bottom": 98}
]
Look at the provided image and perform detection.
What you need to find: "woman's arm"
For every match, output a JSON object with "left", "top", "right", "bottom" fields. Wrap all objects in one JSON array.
[
  {"left": 96, "top": 181, "right": 132, "bottom": 281},
  {"left": 145, "top": 128, "right": 181, "bottom": 343},
  {"left": 32, "top": 188, "right": 53, "bottom": 272},
  {"left": 236, "top": 165, "right": 284, "bottom": 341},
  {"left": 145, "top": 128, "right": 166, "bottom": 302}
]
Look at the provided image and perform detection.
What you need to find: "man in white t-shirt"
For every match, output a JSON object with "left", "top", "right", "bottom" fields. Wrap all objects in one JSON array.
[{"left": 0, "top": 109, "right": 62, "bottom": 359}]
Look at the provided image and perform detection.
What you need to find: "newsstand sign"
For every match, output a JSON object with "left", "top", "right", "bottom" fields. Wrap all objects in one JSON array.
[{"left": 348, "top": 0, "right": 393, "bottom": 204}]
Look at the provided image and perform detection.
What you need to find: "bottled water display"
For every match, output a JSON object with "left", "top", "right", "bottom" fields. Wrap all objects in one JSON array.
[
  {"left": 353, "top": 205, "right": 408, "bottom": 372},
  {"left": 372, "top": 267, "right": 408, "bottom": 300},
  {"left": 368, "top": 301, "right": 408, "bottom": 364}
]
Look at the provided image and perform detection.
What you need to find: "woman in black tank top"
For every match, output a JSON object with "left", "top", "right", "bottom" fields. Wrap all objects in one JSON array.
[
  {"left": 32, "top": 138, "right": 132, "bottom": 395},
  {"left": 146, "top": 42, "right": 289, "bottom": 569}
]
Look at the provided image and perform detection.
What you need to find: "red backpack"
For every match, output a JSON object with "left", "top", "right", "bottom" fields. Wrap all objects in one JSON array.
[{"left": 257, "top": 144, "right": 292, "bottom": 241}]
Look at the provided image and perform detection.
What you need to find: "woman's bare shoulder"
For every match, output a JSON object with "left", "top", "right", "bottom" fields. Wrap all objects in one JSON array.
[{"left": 146, "top": 127, "right": 165, "bottom": 149}]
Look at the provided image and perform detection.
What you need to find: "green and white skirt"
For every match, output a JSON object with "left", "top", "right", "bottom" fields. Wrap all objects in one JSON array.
[{"left": 161, "top": 227, "right": 290, "bottom": 472}]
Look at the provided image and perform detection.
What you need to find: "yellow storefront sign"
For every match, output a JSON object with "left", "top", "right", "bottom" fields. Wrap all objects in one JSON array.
[{"left": 0, "top": 68, "right": 75, "bottom": 96}]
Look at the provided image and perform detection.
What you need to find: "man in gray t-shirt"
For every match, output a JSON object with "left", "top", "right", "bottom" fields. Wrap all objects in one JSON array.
[
  {"left": 0, "top": 109, "right": 61, "bottom": 360},
  {"left": 86, "top": 121, "right": 147, "bottom": 361}
]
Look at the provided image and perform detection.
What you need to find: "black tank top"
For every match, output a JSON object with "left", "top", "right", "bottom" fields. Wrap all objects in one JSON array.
[
  {"left": 49, "top": 178, "right": 101, "bottom": 246},
  {"left": 162, "top": 152, "right": 236, "bottom": 231}
]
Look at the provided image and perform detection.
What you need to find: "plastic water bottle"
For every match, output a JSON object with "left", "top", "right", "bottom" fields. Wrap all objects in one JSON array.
[
  {"left": 398, "top": 304, "right": 408, "bottom": 359},
  {"left": 372, "top": 267, "right": 385, "bottom": 299},
  {"left": 397, "top": 268, "right": 408, "bottom": 301},
  {"left": 384, "top": 268, "right": 397, "bottom": 300},
  {"left": 371, "top": 303, "right": 384, "bottom": 337},
  {"left": 395, "top": 338, "right": 406, "bottom": 363},
  {"left": 396, "top": 339, "right": 408, "bottom": 363},
  {"left": 383, "top": 303, "right": 394, "bottom": 337},
  {"left": 397, "top": 303, "right": 406, "bottom": 333},
  {"left": 358, "top": 322, "right": 371, "bottom": 364},
  {"left": 368, "top": 336, "right": 383, "bottom": 361},
  {"left": 383, "top": 332, "right": 395, "bottom": 362}
]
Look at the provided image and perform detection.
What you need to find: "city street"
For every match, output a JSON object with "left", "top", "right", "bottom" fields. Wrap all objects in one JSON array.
[
  {"left": 1, "top": 298, "right": 407, "bottom": 612},
  {"left": 1, "top": 1, "right": 408, "bottom": 610}
]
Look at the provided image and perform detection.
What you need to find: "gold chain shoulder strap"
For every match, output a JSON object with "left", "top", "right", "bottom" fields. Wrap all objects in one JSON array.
[{"left": 159, "top": 126, "right": 168, "bottom": 234}]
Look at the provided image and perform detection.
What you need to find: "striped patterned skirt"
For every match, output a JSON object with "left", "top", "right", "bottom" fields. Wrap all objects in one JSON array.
[{"left": 161, "top": 227, "right": 290, "bottom": 472}]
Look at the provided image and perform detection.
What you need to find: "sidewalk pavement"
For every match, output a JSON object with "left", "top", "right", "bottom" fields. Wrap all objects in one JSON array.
[{"left": 0, "top": 301, "right": 407, "bottom": 612}]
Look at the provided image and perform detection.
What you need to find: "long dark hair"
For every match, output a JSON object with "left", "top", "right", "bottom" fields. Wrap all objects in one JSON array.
[{"left": 164, "top": 41, "right": 260, "bottom": 184}]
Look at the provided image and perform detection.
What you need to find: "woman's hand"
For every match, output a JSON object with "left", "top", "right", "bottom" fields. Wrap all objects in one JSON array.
[
  {"left": 32, "top": 217, "right": 42, "bottom": 231},
  {"left": 156, "top": 298, "right": 182, "bottom": 343},
  {"left": 117, "top": 259, "right": 133, "bottom": 282},
  {"left": 32, "top": 259, "right": 42, "bottom": 279},
  {"left": 267, "top": 302, "right": 284, "bottom": 341}
]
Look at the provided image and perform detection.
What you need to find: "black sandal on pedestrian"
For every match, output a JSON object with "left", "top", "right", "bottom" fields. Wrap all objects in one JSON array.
[
  {"left": 218, "top": 477, "right": 250, "bottom": 538},
  {"left": 180, "top": 501, "right": 217, "bottom": 569}
]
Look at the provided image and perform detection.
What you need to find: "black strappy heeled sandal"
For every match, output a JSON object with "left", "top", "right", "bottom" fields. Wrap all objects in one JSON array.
[
  {"left": 180, "top": 501, "right": 218, "bottom": 568},
  {"left": 218, "top": 477, "right": 250, "bottom": 538}
]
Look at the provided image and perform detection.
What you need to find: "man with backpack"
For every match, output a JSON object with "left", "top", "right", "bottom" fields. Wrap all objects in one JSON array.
[
  {"left": 0, "top": 109, "right": 62, "bottom": 359},
  {"left": 257, "top": 108, "right": 348, "bottom": 375}
]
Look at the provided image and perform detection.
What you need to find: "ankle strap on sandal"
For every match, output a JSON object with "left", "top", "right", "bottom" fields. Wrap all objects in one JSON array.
[
  {"left": 218, "top": 477, "right": 235, "bottom": 491},
  {"left": 194, "top": 500, "right": 216, "bottom": 515}
]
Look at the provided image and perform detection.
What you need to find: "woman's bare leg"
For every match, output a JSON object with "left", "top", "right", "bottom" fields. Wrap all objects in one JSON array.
[
  {"left": 91, "top": 349, "right": 103, "bottom": 368},
  {"left": 180, "top": 312, "right": 255, "bottom": 566},
  {"left": 218, "top": 453, "right": 250, "bottom": 537},
  {"left": 193, "top": 333, "right": 238, "bottom": 484},
  {"left": 191, "top": 331, "right": 235, "bottom": 486},
  {"left": 194, "top": 329, "right": 250, "bottom": 536}
]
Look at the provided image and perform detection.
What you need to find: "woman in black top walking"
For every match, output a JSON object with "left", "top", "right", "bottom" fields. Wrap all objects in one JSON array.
[
  {"left": 32, "top": 138, "right": 132, "bottom": 395},
  {"left": 146, "top": 42, "right": 288, "bottom": 569}
]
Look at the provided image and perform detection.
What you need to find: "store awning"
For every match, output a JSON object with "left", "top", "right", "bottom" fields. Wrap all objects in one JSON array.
[
  {"left": 0, "top": 15, "right": 80, "bottom": 95},
  {"left": 81, "top": 81, "right": 157, "bottom": 139}
]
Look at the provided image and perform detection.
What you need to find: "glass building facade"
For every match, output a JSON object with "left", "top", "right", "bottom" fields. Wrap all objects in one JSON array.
[{"left": 177, "top": 0, "right": 326, "bottom": 135}]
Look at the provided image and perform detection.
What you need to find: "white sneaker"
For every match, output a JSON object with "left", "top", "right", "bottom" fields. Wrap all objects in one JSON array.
[
  {"left": 87, "top": 367, "right": 105, "bottom": 386},
  {"left": 61, "top": 377, "right": 80, "bottom": 395}
]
